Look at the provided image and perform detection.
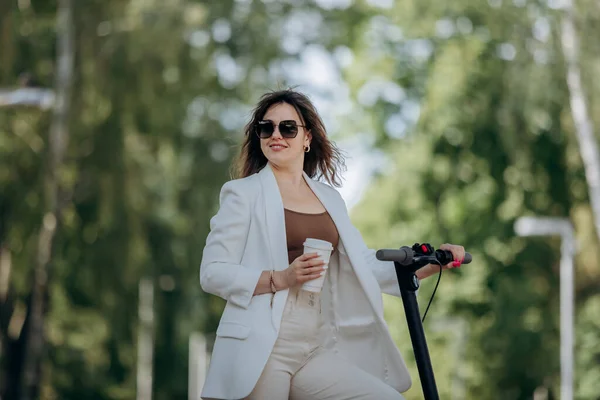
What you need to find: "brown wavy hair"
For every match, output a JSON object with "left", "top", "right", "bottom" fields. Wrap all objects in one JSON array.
[{"left": 232, "top": 89, "right": 346, "bottom": 187}]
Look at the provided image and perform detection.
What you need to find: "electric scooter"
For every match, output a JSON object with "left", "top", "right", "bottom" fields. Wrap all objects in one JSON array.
[{"left": 376, "top": 244, "right": 473, "bottom": 400}]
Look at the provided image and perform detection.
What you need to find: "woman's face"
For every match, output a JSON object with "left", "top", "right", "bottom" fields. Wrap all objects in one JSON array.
[{"left": 259, "top": 102, "right": 311, "bottom": 171}]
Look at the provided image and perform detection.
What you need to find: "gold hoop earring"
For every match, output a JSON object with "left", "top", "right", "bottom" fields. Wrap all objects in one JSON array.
[{"left": 304, "top": 144, "right": 310, "bottom": 153}]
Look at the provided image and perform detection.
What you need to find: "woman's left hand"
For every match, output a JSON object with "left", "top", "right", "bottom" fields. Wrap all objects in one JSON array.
[{"left": 415, "top": 243, "right": 466, "bottom": 280}]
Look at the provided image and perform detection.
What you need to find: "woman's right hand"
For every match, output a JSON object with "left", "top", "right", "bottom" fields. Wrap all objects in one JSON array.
[{"left": 275, "top": 253, "right": 325, "bottom": 290}]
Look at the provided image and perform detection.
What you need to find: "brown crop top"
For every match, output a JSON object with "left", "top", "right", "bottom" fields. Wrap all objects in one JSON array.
[{"left": 284, "top": 208, "right": 340, "bottom": 265}]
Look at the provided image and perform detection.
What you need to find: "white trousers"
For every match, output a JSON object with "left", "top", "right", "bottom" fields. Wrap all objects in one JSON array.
[{"left": 247, "top": 289, "right": 404, "bottom": 400}]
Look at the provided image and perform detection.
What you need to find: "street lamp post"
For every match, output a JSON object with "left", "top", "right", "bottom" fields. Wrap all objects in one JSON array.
[
  {"left": 0, "top": 88, "right": 55, "bottom": 109},
  {"left": 514, "top": 216, "right": 576, "bottom": 400}
]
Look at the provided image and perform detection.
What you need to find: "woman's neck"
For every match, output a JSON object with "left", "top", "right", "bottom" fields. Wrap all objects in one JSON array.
[{"left": 269, "top": 162, "right": 305, "bottom": 190}]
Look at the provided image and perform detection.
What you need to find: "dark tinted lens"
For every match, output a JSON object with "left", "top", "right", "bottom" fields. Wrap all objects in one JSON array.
[
  {"left": 279, "top": 121, "right": 299, "bottom": 138},
  {"left": 257, "top": 121, "right": 274, "bottom": 138}
]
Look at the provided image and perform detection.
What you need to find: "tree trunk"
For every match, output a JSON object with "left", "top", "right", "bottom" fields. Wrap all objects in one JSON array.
[
  {"left": 0, "top": 0, "right": 14, "bottom": 83},
  {"left": 560, "top": 0, "right": 600, "bottom": 245},
  {"left": 136, "top": 279, "right": 155, "bottom": 400},
  {"left": 18, "top": 0, "right": 74, "bottom": 398}
]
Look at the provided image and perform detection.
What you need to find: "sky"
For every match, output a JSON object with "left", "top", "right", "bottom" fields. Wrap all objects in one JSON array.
[
  {"left": 336, "top": 137, "right": 382, "bottom": 210},
  {"left": 276, "top": 45, "right": 387, "bottom": 210},
  {"left": 203, "top": 5, "right": 415, "bottom": 211}
]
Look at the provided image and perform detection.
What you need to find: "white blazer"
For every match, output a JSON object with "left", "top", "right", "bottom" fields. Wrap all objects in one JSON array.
[{"left": 199, "top": 163, "right": 412, "bottom": 400}]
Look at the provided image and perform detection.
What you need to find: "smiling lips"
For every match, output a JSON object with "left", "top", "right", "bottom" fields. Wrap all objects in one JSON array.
[{"left": 269, "top": 143, "right": 287, "bottom": 151}]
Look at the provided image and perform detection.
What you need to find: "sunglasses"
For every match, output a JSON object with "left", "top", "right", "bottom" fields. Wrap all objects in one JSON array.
[{"left": 256, "top": 120, "right": 306, "bottom": 139}]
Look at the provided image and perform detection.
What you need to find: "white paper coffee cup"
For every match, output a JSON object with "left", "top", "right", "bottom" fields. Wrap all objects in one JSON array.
[{"left": 301, "top": 238, "right": 334, "bottom": 293}]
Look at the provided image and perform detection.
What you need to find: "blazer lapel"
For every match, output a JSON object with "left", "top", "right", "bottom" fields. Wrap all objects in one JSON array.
[
  {"left": 258, "top": 164, "right": 290, "bottom": 329},
  {"left": 259, "top": 164, "right": 288, "bottom": 272},
  {"left": 303, "top": 173, "right": 384, "bottom": 320}
]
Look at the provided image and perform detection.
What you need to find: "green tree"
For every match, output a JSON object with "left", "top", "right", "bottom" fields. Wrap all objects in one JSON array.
[
  {"left": 345, "top": 0, "right": 600, "bottom": 398},
  {"left": 0, "top": 1, "right": 374, "bottom": 398}
]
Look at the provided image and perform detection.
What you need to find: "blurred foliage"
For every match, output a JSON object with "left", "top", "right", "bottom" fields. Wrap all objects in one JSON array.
[
  {"left": 0, "top": 0, "right": 599, "bottom": 399},
  {"left": 348, "top": 0, "right": 600, "bottom": 399}
]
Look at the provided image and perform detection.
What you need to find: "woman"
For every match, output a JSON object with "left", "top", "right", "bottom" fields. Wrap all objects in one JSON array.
[{"left": 200, "top": 89, "right": 465, "bottom": 400}]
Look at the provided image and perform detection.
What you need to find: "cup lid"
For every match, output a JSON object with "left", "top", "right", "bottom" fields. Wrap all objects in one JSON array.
[{"left": 303, "top": 238, "right": 333, "bottom": 251}]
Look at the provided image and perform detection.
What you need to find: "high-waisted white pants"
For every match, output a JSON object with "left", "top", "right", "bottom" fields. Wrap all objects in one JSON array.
[{"left": 247, "top": 288, "right": 404, "bottom": 400}]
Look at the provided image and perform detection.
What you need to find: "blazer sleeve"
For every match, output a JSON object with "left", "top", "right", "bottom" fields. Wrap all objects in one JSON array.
[
  {"left": 199, "top": 181, "right": 263, "bottom": 309},
  {"left": 352, "top": 226, "right": 402, "bottom": 297}
]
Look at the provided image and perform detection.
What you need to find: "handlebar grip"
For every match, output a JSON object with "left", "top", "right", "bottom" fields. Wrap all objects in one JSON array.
[
  {"left": 436, "top": 249, "right": 473, "bottom": 265},
  {"left": 375, "top": 246, "right": 414, "bottom": 265}
]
